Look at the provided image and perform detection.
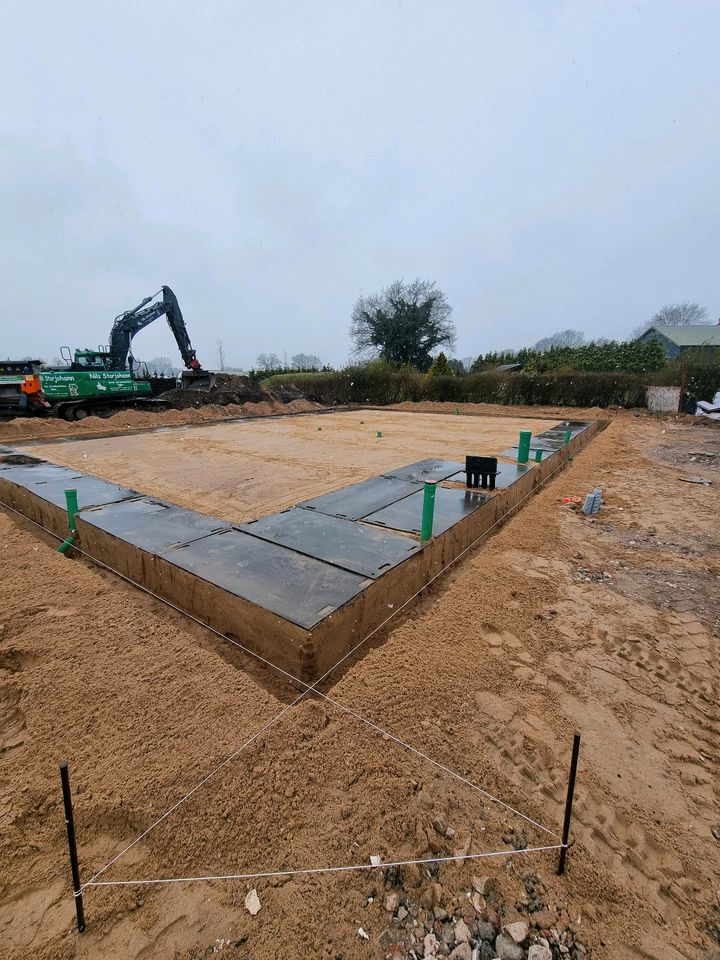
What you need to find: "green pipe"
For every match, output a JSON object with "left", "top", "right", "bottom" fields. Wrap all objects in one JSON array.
[
  {"left": 565, "top": 430, "right": 572, "bottom": 445},
  {"left": 58, "top": 488, "right": 79, "bottom": 553},
  {"left": 57, "top": 531, "right": 77, "bottom": 554},
  {"left": 65, "top": 488, "right": 79, "bottom": 532},
  {"left": 421, "top": 481, "right": 437, "bottom": 543},
  {"left": 535, "top": 449, "right": 543, "bottom": 463},
  {"left": 518, "top": 430, "right": 532, "bottom": 464}
]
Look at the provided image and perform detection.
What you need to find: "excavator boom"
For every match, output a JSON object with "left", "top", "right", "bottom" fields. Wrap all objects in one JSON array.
[{"left": 109, "top": 286, "right": 204, "bottom": 372}]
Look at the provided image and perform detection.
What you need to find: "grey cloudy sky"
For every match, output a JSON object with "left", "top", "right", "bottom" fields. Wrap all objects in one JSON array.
[{"left": 2, "top": 1, "right": 718, "bottom": 369}]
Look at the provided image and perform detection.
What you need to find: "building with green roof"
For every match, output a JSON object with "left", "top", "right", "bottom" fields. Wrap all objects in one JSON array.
[{"left": 639, "top": 324, "right": 720, "bottom": 359}]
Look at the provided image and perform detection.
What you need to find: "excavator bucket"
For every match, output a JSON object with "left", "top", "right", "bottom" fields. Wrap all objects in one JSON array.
[{"left": 180, "top": 369, "right": 216, "bottom": 392}]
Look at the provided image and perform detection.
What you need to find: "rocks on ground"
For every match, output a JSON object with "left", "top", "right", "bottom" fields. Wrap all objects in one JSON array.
[
  {"left": 372, "top": 864, "right": 590, "bottom": 960},
  {"left": 243, "top": 888, "right": 261, "bottom": 916},
  {"left": 495, "top": 933, "right": 525, "bottom": 960}
]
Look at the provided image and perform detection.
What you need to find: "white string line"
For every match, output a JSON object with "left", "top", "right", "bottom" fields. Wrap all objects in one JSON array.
[
  {"left": 6, "top": 449, "right": 570, "bottom": 828},
  {"left": 81, "top": 844, "right": 565, "bottom": 890},
  {"left": 2, "top": 496, "right": 561, "bottom": 892},
  {"left": 0, "top": 439, "right": 582, "bottom": 885},
  {"left": 6, "top": 497, "right": 551, "bottom": 889},
  {"left": 0, "top": 507, "right": 329, "bottom": 889},
  {"left": 81, "top": 695, "right": 308, "bottom": 889}
]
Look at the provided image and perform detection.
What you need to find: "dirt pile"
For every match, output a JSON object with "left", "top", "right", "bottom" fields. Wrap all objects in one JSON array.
[
  {"left": 0, "top": 397, "right": 320, "bottom": 443},
  {"left": 158, "top": 373, "right": 268, "bottom": 408},
  {"left": 158, "top": 372, "right": 303, "bottom": 409}
]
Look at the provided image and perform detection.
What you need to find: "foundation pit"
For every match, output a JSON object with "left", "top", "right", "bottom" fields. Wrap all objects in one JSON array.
[{"left": 2, "top": 411, "right": 602, "bottom": 682}]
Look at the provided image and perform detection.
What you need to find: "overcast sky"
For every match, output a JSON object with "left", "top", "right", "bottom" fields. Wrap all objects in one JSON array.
[{"left": 2, "top": 1, "right": 718, "bottom": 369}]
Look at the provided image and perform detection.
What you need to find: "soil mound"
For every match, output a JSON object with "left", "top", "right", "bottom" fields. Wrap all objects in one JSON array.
[
  {"left": 0, "top": 397, "right": 321, "bottom": 443},
  {"left": 158, "top": 373, "right": 272, "bottom": 409},
  {"left": 271, "top": 381, "right": 304, "bottom": 402}
]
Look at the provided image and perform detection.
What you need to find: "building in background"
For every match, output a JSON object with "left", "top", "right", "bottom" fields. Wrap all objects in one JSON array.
[{"left": 639, "top": 324, "right": 720, "bottom": 360}]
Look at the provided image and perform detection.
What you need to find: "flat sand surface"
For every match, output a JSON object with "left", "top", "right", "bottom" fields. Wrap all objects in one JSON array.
[
  {"left": 2, "top": 406, "right": 718, "bottom": 959},
  {"left": 19, "top": 410, "right": 555, "bottom": 523}
]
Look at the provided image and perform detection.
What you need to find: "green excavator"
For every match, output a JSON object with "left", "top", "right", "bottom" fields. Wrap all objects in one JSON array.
[{"left": 7, "top": 286, "right": 213, "bottom": 420}]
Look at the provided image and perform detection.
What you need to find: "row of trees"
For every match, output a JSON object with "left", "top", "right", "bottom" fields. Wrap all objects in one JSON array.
[
  {"left": 141, "top": 284, "right": 714, "bottom": 377},
  {"left": 255, "top": 352, "right": 324, "bottom": 373},
  {"left": 139, "top": 350, "right": 326, "bottom": 377},
  {"left": 526, "top": 304, "right": 713, "bottom": 354},
  {"left": 347, "top": 279, "right": 714, "bottom": 372},
  {"left": 413, "top": 338, "right": 668, "bottom": 379}
]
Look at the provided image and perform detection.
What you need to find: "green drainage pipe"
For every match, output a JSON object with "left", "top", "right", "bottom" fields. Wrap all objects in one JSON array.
[
  {"left": 535, "top": 449, "right": 543, "bottom": 463},
  {"left": 565, "top": 429, "right": 572, "bottom": 445},
  {"left": 421, "top": 481, "right": 437, "bottom": 543},
  {"left": 57, "top": 531, "right": 77, "bottom": 554},
  {"left": 57, "top": 488, "right": 79, "bottom": 554},
  {"left": 518, "top": 430, "right": 532, "bottom": 464},
  {"left": 64, "top": 488, "right": 79, "bottom": 531}
]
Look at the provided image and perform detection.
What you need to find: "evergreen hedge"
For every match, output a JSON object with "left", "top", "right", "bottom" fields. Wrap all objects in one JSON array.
[
  {"left": 474, "top": 338, "right": 668, "bottom": 374},
  {"left": 288, "top": 364, "right": 648, "bottom": 408},
  {"left": 270, "top": 345, "right": 717, "bottom": 409}
]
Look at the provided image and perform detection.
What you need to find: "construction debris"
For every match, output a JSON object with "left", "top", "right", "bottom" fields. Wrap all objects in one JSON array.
[
  {"left": 244, "top": 888, "right": 261, "bottom": 916},
  {"left": 695, "top": 396, "right": 720, "bottom": 421},
  {"left": 581, "top": 488, "right": 602, "bottom": 516},
  {"left": 677, "top": 475, "right": 712, "bottom": 485}
]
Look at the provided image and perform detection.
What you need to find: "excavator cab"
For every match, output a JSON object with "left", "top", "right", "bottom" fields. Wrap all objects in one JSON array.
[{"left": 60, "top": 347, "right": 115, "bottom": 371}]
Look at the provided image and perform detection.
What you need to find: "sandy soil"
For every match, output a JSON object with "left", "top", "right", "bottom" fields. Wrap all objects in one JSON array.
[
  {"left": 16, "top": 410, "right": 556, "bottom": 524},
  {"left": 386, "top": 401, "right": 616, "bottom": 421},
  {"left": 1, "top": 408, "right": 718, "bottom": 959},
  {"left": 0, "top": 398, "right": 320, "bottom": 445}
]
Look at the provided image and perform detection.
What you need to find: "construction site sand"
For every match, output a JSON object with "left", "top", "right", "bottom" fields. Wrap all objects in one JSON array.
[
  {"left": 16, "top": 410, "right": 556, "bottom": 524},
  {"left": 1, "top": 406, "right": 718, "bottom": 959},
  {"left": 0, "top": 398, "right": 319, "bottom": 444}
]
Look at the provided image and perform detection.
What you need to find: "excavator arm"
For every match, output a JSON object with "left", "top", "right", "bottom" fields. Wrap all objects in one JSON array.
[{"left": 109, "top": 286, "right": 203, "bottom": 371}]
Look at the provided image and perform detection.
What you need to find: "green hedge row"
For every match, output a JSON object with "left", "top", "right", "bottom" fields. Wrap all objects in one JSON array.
[
  {"left": 285, "top": 366, "right": 649, "bottom": 408},
  {"left": 524, "top": 339, "right": 668, "bottom": 373},
  {"left": 472, "top": 338, "right": 668, "bottom": 373}
]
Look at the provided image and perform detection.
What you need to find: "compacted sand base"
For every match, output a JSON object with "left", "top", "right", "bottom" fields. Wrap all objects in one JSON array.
[
  {"left": 1, "top": 407, "right": 719, "bottom": 959},
  {"left": 17, "top": 410, "right": 557, "bottom": 524}
]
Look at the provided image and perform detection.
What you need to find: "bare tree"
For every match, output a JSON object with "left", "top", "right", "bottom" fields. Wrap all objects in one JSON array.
[
  {"left": 148, "top": 355, "right": 180, "bottom": 376},
  {"left": 633, "top": 302, "right": 711, "bottom": 338},
  {"left": 653, "top": 302, "right": 710, "bottom": 325},
  {"left": 291, "top": 353, "right": 322, "bottom": 370},
  {"left": 534, "top": 329, "right": 586, "bottom": 351},
  {"left": 216, "top": 339, "right": 226, "bottom": 371},
  {"left": 256, "top": 352, "right": 282, "bottom": 371}
]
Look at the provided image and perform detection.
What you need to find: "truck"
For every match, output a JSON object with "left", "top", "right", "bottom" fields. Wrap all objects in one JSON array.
[{"left": 0, "top": 360, "right": 49, "bottom": 417}]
